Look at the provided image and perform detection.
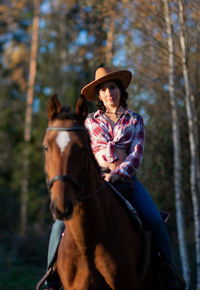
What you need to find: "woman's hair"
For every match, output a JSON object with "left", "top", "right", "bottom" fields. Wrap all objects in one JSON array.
[{"left": 95, "top": 80, "right": 128, "bottom": 112}]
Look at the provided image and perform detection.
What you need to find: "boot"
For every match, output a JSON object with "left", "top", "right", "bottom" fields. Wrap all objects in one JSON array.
[
  {"left": 43, "top": 273, "right": 61, "bottom": 290},
  {"left": 160, "top": 260, "right": 186, "bottom": 290}
]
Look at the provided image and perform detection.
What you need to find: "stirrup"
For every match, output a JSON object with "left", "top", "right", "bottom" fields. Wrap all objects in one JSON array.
[{"left": 36, "top": 264, "right": 57, "bottom": 290}]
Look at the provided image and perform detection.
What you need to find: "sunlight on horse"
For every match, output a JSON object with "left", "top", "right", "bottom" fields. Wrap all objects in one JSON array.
[{"left": 42, "top": 94, "right": 159, "bottom": 290}]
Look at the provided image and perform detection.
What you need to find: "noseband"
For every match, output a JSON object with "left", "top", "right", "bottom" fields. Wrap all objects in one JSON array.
[{"left": 46, "top": 126, "right": 106, "bottom": 202}]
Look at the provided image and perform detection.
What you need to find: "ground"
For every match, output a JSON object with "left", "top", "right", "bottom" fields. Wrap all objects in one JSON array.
[{"left": 0, "top": 263, "right": 44, "bottom": 290}]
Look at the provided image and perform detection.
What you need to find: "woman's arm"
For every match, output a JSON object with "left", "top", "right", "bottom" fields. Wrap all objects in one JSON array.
[{"left": 112, "top": 116, "right": 145, "bottom": 182}]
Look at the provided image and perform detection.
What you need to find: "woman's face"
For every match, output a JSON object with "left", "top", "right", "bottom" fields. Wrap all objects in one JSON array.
[{"left": 98, "top": 81, "right": 121, "bottom": 110}]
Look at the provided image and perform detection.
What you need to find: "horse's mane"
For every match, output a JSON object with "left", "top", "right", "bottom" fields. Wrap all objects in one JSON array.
[{"left": 55, "top": 106, "right": 101, "bottom": 176}]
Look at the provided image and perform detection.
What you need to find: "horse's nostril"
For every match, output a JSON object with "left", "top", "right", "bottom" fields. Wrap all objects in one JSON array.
[
  {"left": 63, "top": 200, "right": 73, "bottom": 220},
  {"left": 50, "top": 200, "right": 56, "bottom": 214}
]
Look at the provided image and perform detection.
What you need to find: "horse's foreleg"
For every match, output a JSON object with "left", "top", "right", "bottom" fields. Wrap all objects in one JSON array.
[{"left": 94, "top": 244, "right": 140, "bottom": 290}]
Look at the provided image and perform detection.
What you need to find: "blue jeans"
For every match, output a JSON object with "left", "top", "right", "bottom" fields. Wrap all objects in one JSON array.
[
  {"left": 131, "top": 176, "right": 172, "bottom": 262},
  {"left": 47, "top": 220, "right": 65, "bottom": 269},
  {"left": 47, "top": 177, "right": 172, "bottom": 268}
]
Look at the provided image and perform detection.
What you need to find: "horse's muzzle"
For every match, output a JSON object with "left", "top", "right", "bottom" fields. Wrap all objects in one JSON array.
[{"left": 50, "top": 199, "right": 74, "bottom": 220}]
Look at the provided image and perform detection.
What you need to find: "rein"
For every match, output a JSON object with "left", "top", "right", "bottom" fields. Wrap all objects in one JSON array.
[{"left": 46, "top": 126, "right": 106, "bottom": 202}]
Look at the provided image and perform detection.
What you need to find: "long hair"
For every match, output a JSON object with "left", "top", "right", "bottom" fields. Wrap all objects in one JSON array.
[{"left": 95, "top": 80, "right": 128, "bottom": 112}]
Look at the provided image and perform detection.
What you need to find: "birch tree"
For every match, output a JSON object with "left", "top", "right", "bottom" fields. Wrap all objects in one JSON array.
[
  {"left": 20, "top": 0, "right": 40, "bottom": 237},
  {"left": 178, "top": 1, "right": 200, "bottom": 288},
  {"left": 162, "top": 0, "right": 190, "bottom": 287}
]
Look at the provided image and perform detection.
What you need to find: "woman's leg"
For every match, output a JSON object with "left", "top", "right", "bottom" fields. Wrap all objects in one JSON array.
[
  {"left": 47, "top": 219, "right": 65, "bottom": 269},
  {"left": 116, "top": 178, "right": 186, "bottom": 289},
  {"left": 131, "top": 176, "right": 172, "bottom": 263},
  {"left": 41, "top": 220, "right": 65, "bottom": 289}
]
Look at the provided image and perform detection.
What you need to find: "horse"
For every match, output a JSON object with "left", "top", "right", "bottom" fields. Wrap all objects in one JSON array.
[{"left": 42, "top": 94, "right": 161, "bottom": 290}]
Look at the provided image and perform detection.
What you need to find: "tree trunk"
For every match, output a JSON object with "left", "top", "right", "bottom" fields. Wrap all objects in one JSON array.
[
  {"left": 162, "top": 0, "right": 190, "bottom": 287},
  {"left": 56, "top": 0, "right": 68, "bottom": 99},
  {"left": 105, "top": 12, "right": 114, "bottom": 66},
  {"left": 20, "top": 0, "right": 40, "bottom": 237},
  {"left": 178, "top": 1, "right": 200, "bottom": 288}
]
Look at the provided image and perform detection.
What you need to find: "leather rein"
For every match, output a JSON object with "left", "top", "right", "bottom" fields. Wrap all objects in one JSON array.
[{"left": 46, "top": 126, "right": 106, "bottom": 202}]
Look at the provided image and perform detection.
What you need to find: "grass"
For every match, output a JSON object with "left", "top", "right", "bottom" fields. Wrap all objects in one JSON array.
[{"left": 0, "top": 263, "right": 45, "bottom": 290}]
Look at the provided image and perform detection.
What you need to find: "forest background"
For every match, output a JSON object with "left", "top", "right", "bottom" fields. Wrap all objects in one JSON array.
[{"left": 0, "top": 0, "right": 200, "bottom": 289}]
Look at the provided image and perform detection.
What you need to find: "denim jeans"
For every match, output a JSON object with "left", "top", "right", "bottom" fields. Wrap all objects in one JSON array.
[
  {"left": 130, "top": 176, "right": 172, "bottom": 262},
  {"left": 47, "top": 220, "right": 65, "bottom": 269},
  {"left": 47, "top": 177, "right": 172, "bottom": 268}
]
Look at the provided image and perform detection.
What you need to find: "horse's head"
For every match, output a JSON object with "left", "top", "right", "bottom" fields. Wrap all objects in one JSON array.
[{"left": 43, "top": 94, "right": 89, "bottom": 220}]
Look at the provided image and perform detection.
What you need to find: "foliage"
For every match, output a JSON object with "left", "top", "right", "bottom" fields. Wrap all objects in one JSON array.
[{"left": 0, "top": 263, "right": 45, "bottom": 290}]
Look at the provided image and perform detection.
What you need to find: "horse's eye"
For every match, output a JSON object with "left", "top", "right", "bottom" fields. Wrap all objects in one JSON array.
[{"left": 43, "top": 145, "right": 48, "bottom": 152}]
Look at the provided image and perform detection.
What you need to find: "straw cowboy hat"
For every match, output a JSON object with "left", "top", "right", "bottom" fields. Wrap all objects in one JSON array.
[{"left": 81, "top": 66, "right": 132, "bottom": 101}]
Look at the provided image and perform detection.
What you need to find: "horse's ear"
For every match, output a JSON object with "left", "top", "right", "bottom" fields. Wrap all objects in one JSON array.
[
  {"left": 47, "top": 94, "right": 61, "bottom": 121},
  {"left": 75, "top": 94, "right": 88, "bottom": 123}
]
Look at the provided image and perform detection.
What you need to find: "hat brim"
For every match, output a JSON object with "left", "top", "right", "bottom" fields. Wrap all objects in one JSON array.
[{"left": 81, "top": 70, "right": 132, "bottom": 101}]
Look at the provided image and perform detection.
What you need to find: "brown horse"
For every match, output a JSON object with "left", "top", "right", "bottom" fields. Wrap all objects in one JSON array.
[{"left": 42, "top": 95, "right": 159, "bottom": 290}]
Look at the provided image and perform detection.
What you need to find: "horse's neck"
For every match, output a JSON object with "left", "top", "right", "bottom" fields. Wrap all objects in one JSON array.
[{"left": 65, "top": 161, "right": 109, "bottom": 251}]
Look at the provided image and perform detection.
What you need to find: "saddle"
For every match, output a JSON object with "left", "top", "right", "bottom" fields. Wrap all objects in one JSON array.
[{"left": 108, "top": 181, "right": 170, "bottom": 228}]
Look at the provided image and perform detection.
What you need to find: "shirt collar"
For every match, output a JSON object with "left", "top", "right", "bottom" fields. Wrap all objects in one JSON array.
[
  {"left": 93, "top": 109, "right": 131, "bottom": 119},
  {"left": 93, "top": 110, "right": 102, "bottom": 118}
]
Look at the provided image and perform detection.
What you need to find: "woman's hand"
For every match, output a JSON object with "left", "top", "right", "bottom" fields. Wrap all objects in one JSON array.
[{"left": 103, "top": 172, "right": 121, "bottom": 183}]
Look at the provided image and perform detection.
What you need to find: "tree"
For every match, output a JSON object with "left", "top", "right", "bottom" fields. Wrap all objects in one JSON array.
[
  {"left": 0, "top": 0, "right": 31, "bottom": 237},
  {"left": 178, "top": 1, "right": 200, "bottom": 288},
  {"left": 20, "top": 0, "right": 40, "bottom": 237},
  {"left": 162, "top": 0, "right": 190, "bottom": 287}
]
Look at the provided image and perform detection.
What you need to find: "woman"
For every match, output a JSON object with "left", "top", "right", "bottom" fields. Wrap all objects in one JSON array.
[{"left": 43, "top": 67, "right": 185, "bottom": 290}]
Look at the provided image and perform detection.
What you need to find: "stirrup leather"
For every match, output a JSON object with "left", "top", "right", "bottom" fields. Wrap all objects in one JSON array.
[{"left": 36, "top": 263, "right": 57, "bottom": 290}]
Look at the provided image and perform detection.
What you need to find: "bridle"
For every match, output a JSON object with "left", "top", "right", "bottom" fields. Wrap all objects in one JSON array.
[{"left": 45, "top": 126, "right": 106, "bottom": 202}]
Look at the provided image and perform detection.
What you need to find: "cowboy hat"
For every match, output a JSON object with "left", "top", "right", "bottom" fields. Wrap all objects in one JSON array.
[{"left": 81, "top": 66, "right": 132, "bottom": 101}]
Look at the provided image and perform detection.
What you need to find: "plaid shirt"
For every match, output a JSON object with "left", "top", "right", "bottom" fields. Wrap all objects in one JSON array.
[{"left": 85, "top": 109, "right": 145, "bottom": 181}]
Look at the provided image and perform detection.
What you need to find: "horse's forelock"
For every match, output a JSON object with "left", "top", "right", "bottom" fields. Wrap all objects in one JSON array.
[{"left": 55, "top": 106, "right": 78, "bottom": 121}]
